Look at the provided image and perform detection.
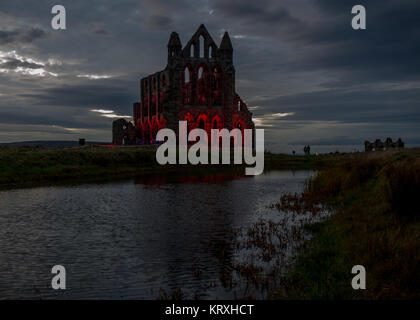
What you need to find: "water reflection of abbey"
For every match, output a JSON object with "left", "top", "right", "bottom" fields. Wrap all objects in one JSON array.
[{"left": 113, "top": 24, "right": 254, "bottom": 145}]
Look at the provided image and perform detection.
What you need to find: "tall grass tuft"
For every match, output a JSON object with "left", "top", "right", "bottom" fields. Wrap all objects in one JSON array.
[{"left": 384, "top": 161, "right": 420, "bottom": 222}]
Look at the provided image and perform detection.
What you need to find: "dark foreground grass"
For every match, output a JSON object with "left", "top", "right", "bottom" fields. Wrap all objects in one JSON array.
[
  {"left": 0, "top": 145, "right": 351, "bottom": 188},
  {"left": 0, "top": 146, "right": 159, "bottom": 188},
  {"left": 0, "top": 145, "right": 249, "bottom": 187},
  {"left": 272, "top": 148, "right": 420, "bottom": 299}
]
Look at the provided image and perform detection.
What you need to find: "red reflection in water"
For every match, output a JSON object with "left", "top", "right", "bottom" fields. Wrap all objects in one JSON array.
[{"left": 135, "top": 171, "right": 247, "bottom": 186}]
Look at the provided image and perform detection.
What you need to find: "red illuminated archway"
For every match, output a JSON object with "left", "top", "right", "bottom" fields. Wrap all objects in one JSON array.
[
  {"left": 210, "top": 115, "right": 222, "bottom": 147},
  {"left": 183, "top": 113, "right": 195, "bottom": 143},
  {"left": 197, "top": 64, "right": 208, "bottom": 106},
  {"left": 151, "top": 118, "right": 160, "bottom": 142},
  {"left": 159, "top": 115, "right": 167, "bottom": 130},
  {"left": 143, "top": 120, "right": 151, "bottom": 145},
  {"left": 234, "top": 119, "right": 246, "bottom": 146},
  {"left": 196, "top": 114, "right": 209, "bottom": 145},
  {"left": 183, "top": 64, "right": 193, "bottom": 105},
  {"left": 211, "top": 115, "right": 221, "bottom": 130},
  {"left": 196, "top": 114, "right": 208, "bottom": 131}
]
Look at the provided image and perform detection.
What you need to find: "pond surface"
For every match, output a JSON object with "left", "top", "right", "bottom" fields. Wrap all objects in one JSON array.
[{"left": 0, "top": 170, "right": 313, "bottom": 299}]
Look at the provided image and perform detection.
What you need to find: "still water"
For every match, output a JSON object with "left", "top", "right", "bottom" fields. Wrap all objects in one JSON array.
[{"left": 0, "top": 170, "right": 313, "bottom": 299}]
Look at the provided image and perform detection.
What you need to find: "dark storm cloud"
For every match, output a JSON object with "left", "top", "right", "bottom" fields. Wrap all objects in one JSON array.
[
  {"left": 144, "top": 15, "right": 173, "bottom": 30},
  {"left": 90, "top": 23, "right": 108, "bottom": 35},
  {"left": 138, "top": 0, "right": 196, "bottom": 31},
  {"left": 210, "top": 0, "right": 302, "bottom": 28},
  {"left": 289, "top": 136, "right": 367, "bottom": 146},
  {"left": 252, "top": 86, "right": 420, "bottom": 124},
  {"left": 0, "top": 58, "right": 44, "bottom": 70},
  {"left": 20, "top": 83, "right": 137, "bottom": 111},
  {"left": 0, "top": 109, "right": 106, "bottom": 129},
  {"left": 0, "top": 0, "right": 418, "bottom": 150},
  {"left": 210, "top": 0, "right": 420, "bottom": 84},
  {"left": 0, "top": 27, "right": 46, "bottom": 45},
  {"left": 290, "top": 0, "right": 420, "bottom": 84}
]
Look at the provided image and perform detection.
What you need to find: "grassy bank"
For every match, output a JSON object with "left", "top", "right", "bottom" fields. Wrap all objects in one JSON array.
[
  {"left": 0, "top": 146, "right": 158, "bottom": 188},
  {"left": 264, "top": 151, "right": 350, "bottom": 170},
  {"left": 273, "top": 148, "right": 420, "bottom": 299},
  {"left": 0, "top": 145, "right": 350, "bottom": 188}
]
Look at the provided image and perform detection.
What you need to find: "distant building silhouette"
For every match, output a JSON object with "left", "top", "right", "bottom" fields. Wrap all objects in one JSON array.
[{"left": 364, "top": 138, "right": 404, "bottom": 152}]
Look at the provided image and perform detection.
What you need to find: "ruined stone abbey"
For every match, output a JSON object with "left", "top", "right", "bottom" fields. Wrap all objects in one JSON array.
[{"left": 112, "top": 25, "right": 254, "bottom": 145}]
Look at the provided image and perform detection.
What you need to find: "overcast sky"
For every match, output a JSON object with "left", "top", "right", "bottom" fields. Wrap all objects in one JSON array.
[{"left": 0, "top": 0, "right": 419, "bottom": 153}]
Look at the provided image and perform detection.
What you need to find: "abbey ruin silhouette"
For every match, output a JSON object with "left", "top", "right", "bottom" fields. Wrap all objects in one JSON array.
[{"left": 113, "top": 25, "right": 254, "bottom": 145}]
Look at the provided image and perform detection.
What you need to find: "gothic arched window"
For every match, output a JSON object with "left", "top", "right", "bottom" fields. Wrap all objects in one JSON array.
[
  {"left": 190, "top": 44, "right": 195, "bottom": 58},
  {"left": 184, "top": 67, "right": 192, "bottom": 105},
  {"left": 199, "top": 35, "right": 205, "bottom": 58},
  {"left": 197, "top": 66, "right": 206, "bottom": 106}
]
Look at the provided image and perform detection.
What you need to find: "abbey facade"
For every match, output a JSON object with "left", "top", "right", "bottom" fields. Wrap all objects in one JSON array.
[{"left": 113, "top": 25, "right": 254, "bottom": 145}]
